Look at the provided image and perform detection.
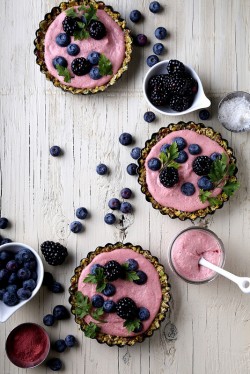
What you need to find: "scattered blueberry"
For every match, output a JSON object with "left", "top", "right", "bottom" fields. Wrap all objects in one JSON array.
[
  {"left": 65, "top": 335, "right": 76, "bottom": 347},
  {"left": 127, "top": 163, "right": 138, "bottom": 175},
  {"left": 56, "top": 33, "right": 71, "bottom": 47},
  {"left": 147, "top": 157, "right": 161, "bottom": 171},
  {"left": 125, "top": 259, "right": 139, "bottom": 271},
  {"left": 120, "top": 202, "right": 133, "bottom": 214},
  {"left": 138, "top": 307, "right": 150, "bottom": 321},
  {"left": 43, "top": 271, "right": 54, "bottom": 287},
  {"left": 119, "top": 132, "right": 133, "bottom": 146},
  {"left": 53, "top": 305, "right": 70, "bottom": 320},
  {"left": 43, "top": 314, "right": 55, "bottom": 326},
  {"left": 52, "top": 56, "right": 68, "bottom": 69},
  {"left": 104, "top": 213, "right": 116, "bottom": 225},
  {"left": 155, "top": 27, "right": 167, "bottom": 40},
  {"left": 87, "top": 51, "right": 101, "bottom": 65},
  {"left": 0, "top": 238, "right": 12, "bottom": 245},
  {"left": 91, "top": 294, "right": 104, "bottom": 308},
  {"left": 188, "top": 144, "right": 202, "bottom": 155},
  {"left": 46, "top": 358, "right": 62, "bottom": 371},
  {"left": 160, "top": 144, "right": 171, "bottom": 153},
  {"left": 70, "top": 221, "right": 83, "bottom": 233},
  {"left": 76, "top": 207, "right": 88, "bottom": 220},
  {"left": 130, "top": 147, "right": 141, "bottom": 160},
  {"left": 172, "top": 137, "right": 187, "bottom": 150},
  {"left": 120, "top": 188, "right": 132, "bottom": 199},
  {"left": 133, "top": 270, "right": 148, "bottom": 285},
  {"left": 90, "top": 264, "right": 103, "bottom": 275},
  {"left": 0, "top": 218, "right": 8, "bottom": 229},
  {"left": 17, "top": 288, "right": 32, "bottom": 300},
  {"left": 17, "top": 268, "right": 31, "bottom": 280},
  {"left": 89, "top": 66, "right": 102, "bottom": 80},
  {"left": 134, "top": 34, "right": 147, "bottom": 47},
  {"left": 3, "top": 291, "right": 19, "bottom": 306},
  {"left": 67, "top": 43, "right": 80, "bottom": 56},
  {"left": 108, "top": 198, "right": 121, "bottom": 210},
  {"left": 153, "top": 42, "right": 164, "bottom": 55},
  {"left": 149, "top": 1, "right": 161, "bottom": 13},
  {"left": 102, "top": 283, "right": 116, "bottom": 296},
  {"left": 23, "top": 279, "right": 37, "bottom": 291},
  {"left": 50, "top": 146, "right": 61, "bottom": 157},
  {"left": 175, "top": 150, "right": 188, "bottom": 163},
  {"left": 96, "top": 163, "right": 108, "bottom": 175},
  {"left": 6, "top": 260, "right": 18, "bottom": 272},
  {"left": 146, "top": 55, "right": 159, "bottom": 67},
  {"left": 198, "top": 176, "right": 214, "bottom": 191},
  {"left": 103, "top": 300, "right": 116, "bottom": 313},
  {"left": 133, "top": 322, "right": 143, "bottom": 333},
  {"left": 181, "top": 182, "right": 196, "bottom": 196},
  {"left": 144, "top": 111, "right": 156, "bottom": 123},
  {"left": 49, "top": 281, "right": 64, "bottom": 293},
  {"left": 54, "top": 339, "right": 67, "bottom": 353},
  {"left": 199, "top": 109, "right": 210, "bottom": 120},
  {"left": 130, "top": 10, "right": 142, "bottom": 23},
  {"left": 210, "top": 152, "right": 222, "bottom": 161}
]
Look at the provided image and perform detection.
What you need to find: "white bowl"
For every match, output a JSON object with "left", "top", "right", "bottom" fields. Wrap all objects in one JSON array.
[
  {"left": 143, "top": 60, "right": 211, "bottom": 116},
  {"left": 0, "top": 243, "right": 44, "bottom": 322}
]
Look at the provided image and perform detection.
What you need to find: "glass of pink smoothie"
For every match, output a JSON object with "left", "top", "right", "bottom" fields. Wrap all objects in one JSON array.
[{"left": 169, "top": 227, "right": 225, "bottom": 284}]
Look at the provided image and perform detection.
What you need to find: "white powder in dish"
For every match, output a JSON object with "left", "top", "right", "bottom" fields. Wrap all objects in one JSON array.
[{"left": 218, "top": 96, "right": 250, "bottom": 131}]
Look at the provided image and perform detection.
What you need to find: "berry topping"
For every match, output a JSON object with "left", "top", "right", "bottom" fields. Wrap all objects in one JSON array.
[
  {"left": 88, "top": 20, "right": 106, "bottom": 40},
  {"left": 90, "top": 264, "right": 103, "bottom": 275},
  {"left": 43, "top": 314, "right": 55, "bottom": 326},
  {"left": 133, "top": 270, "right": 148, "bottom": 285},
  {"left": 181, "top": 182, "right": 195, "bottom": 196},
  {"left": 155, "top": 26, "right": 167, "bottom": 40},
  {"left": 169, "top": 95, "right": 192, "bottom": 112},
  {"left": 175, "top": 150, "right": 188, "bottom": 163},
  {"left": 138, "top": 307, "right": 150, "bottom": 321},
  {"left": 197, "top": 176, "right": 214, "bottom": 191},
  {"left": 120, "top": 202, "right": 133, "bottom": 214},
  {"left": 127, "top": 163, "right": 138, "bottom": 175},
  {"left": 153, "top": 42, "right": 164, "bottom": 55},
  {"left": 67, "top": 43, "right": 80, "bottom": 56},
  {"left": 146, "top": 55, "right": 159, "bottom": 67},
  {"left": 91, "top": 294, "right": 104, "bottom": 308},
  {"left": 119, "top": 132, "right": 133, "bottom": 146},
  {"left": 52, "top": 56, "right": 68, "bottom": 69},
  {"left": 210, "top": 152, "right": 222, "bottom": 161},
  {"left": 104, "top": 213, "right": 116, "bottom": 225},
  {"left": 103, "top": 300, "right": 116, "bottom": 313},
  {"left": 54, "top": 339, "right": 67, "bottom": 353},
  {"left": 71, "top": 57, "right": 91, "bottom": 76},
  {"left": 89, "top": 66, "right": 102, "bottom": 80},
  {"left": 167, "top": 59, "right": 185, "bottom": 75},
  {"left": 96, "top": 163, "right": 108, "bottom": 175},
  {"left": 133, "top": 322, "right": 143, "bottom": 333},
  {"left": 125, "top": 259, "right": 139, "bottom": 271},
  {"left": 53, "top": 305, "right": 70, "bottom": 320},
  {"left": 116, "top": 297, "right": 138, "bottom": 320},
  {"left": 76, "top": 207, "right": 88, "bottom": 220},
  {"left": 56, "top": 33, "right": 71, "bottom": 47},
  {"left": 199, "top": 109, "right": 210, "bottom": 120},
  {"left": 188, "top": 144, "right": 202, "bottom": 155},
  {"left": 70, "top": 221, "right": 83, "bottom": 233},
  {"left": 159, "top": 167, "right": 179, "bottom": 188},
  {"left": 108, "top": 198, "right": 121, "bottom": 210},
  {"left": 65, "top": 335, "right": 76, "bottom": 347},
  {"left": 160, "top": 144, "right": 171, "bottom": 153},
  {"left": 148, "top": 157, "right": 161, "bottom": 171},
  {"left": 144, "top": 111, "right": 156, "bottom": 123},
  {"left": 0, "top": 217, "right": 9, "bottom": 229},
  {"left": 172, "top": 137, "right": 187, "bottom": 150},
  {"left": 46, "top": 358, "right": 62, "bottom": 371},
  {"left": 130, "top": 10, "right": 142, "bottom": 23},
  {"left": 41, "top": 241, "right": 68, "bottom": 266},
  {"left": 104, "top": 260, "right": 124, "bottom": 281},
  {"left": 192, "top": 156, "right": 212, "bottom": 176},
  {"left": 50, "top": 145, "right": 61, "bottom": 157},
  {"left": 130, "top": 147, "right": 141, "bottom": 159},
  {"left": 120, "top": 188, "right": 132, "bottom": 199},
  {"left": 102, "top": 283, "right": 116, "bottom": 297},
  {"left": 62, "top": 16, "right": 78, "bottom": 35},
  {"left": 87, "top": 51, "right": 101, "bottom": 65},
  {"left": 134, "top": 34, "right": 147, "bottom": 47},
  {"left": 149, "top": 1, "right": 161, "bottom": 13}
]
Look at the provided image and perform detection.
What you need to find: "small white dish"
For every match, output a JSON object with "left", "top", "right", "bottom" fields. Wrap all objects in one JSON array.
[
  {"left": 143, "top": 60, "right": 211, "bottom": 116},
  {"left": 0, "top": 243, "right": 44, "bottom": 323}
]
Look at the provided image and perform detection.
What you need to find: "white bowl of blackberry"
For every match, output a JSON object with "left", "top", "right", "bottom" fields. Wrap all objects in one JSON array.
[{"left": 143, "top": 59, "right": 211, "bottom": 116}]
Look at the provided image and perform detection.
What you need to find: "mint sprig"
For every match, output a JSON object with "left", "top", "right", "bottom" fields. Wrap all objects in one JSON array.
[
  {"left": 98, "top": 54, "right": 113, "bottom": 76},
  {"left": 159, "top": 142, "right": 180, "bottom": 169},
  {"left": 122, "top": 263, "right": 139, "bottom": 281},
  {"left": 56, "top": 65, "right": 72, "bottom": 83},
  {"left": 65, "top": 4, "right": 98, "bottom": 40},
  {"left": 83, "top": 267, "right": 107, "bottom": 292},
  {"left": 84, "top": 322, "right": 101, "bottom": 338},
  {"left": 65, "top": 8, "right": 78, "bottom": 18},
  {"left": 74, "top": 291, "right": 106, "bottom": 322},
  {"left": 124, "top": 319, "right": 141, "bottom": 332},
  {"left": 78, "top": 4, "right": 98, "bottom": 23}
]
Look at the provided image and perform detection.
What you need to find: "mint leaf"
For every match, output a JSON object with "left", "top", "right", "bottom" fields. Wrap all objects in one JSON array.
[
  {"left": 99, "top": 54, "right": 113, "bottom": 76},
  {"left": 74, "top": 23, "right": 89, "bottom": 40},
  {"left": 168, "top": 160, "right": 180, "bottom": 169},
  {"left": 66, "top": 8, "right": 79, "bottom": 18},
  {"left": 125, "top": 271, "right": 139, "bottom": 281},
  {"left": 74, "top": 292, "right": 91, "bottom": 318},
  {"left": 168, "top": 142, "right": 179, "bottom": 161},
  {"left": 159, "top": 142, "right": 180, "bottom": 170},
  {"left": 83, "top": 267, "right": 107, "bottom": 292},
  {"left": 159, "top": 152, "right": 167, "bottom": 165},
  {"left": 84, "top": 322, "right": 100, "bottom": 338},
  {"left": 199, "top": 189, "right": 212, "bottom": 203},
  {"left": 222, "top": 181, "right": 240, "bottom": 196},
  {"left": 78, "top": 4, "right": 98, "bottom": 24},
  {"left": 91, "top": 307, "right": 107, "bottom": 322},
  {"left": 56, "top": 65, "right": 72, "bottom": 83},
  {"left": 228, "top": 163, "right": 237, "bottom": 177},
  {"left": 207, "top": 196, "right": 223, "bottom": 207},
  {"left": 124, "top": 319, "right": 141, "bottom": 332},
  {"left": 208, "top": 153, "right": 227, "bottom": 183}
]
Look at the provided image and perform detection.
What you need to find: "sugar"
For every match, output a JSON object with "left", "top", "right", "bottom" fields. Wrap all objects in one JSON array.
[{"left": 218, "top": 96, "right": 250, "bottom": 132}]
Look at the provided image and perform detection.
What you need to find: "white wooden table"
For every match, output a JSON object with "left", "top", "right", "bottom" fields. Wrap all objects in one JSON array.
[{"left": 1, "top": 1, "right": 250, "bottom": 373}]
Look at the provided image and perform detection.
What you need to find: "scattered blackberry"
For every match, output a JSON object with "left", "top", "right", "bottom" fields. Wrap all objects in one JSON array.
[
  {"left": 167, "top": 59, "right": 185, "bottom": 74},
  {"left": 116, "top": 297, "right": 138, "bottom": 320},
  {"left": 192, "top": 156, "right": 212, "bottom": 176},
  {"left": 159, "top": 167, "right": 179, "bottom": 188},
  {"left": 169, "top": 95, "right": 192, "bottom": 112},
  {"left": 88, "top": 20, "right": 106, "bottom": 40},
  {"left": 41, "top": 241, "right": 68, "bottom": 266},
  {"left": 104, "top": 260, "right": 124, "bottom": 281},
  {"left": 62, "top": 16, "right": 78, "bottom": 36},
  {"left": 71, "top": 57, "right": 91, "bottom": 76},
  {"left": 149, "top": 88, "right": 169, "bottom": 106}
]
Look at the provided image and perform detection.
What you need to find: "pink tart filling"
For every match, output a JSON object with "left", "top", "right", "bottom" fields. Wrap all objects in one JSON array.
[
  {"left": 77, "top": 248, "right": 162, "bottom": 337},
  {"left": 145, "top": 129, "right": 226, "bottom": 212},
  {"left": 44, "top": 8, "right": 125, "bottom": 89}
]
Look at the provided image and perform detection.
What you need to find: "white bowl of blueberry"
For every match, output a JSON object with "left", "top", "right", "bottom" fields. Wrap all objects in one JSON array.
[
  {"left": 143, "top": 59, "right": 211, "bottom": 116},
  {"left": 0, "top": 243, "right": 44, "bottom": 322}
]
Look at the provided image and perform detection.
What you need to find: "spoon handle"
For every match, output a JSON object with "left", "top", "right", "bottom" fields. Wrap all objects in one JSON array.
[{"left": 199, "top": 257, "right": 240, "bottom": 284}]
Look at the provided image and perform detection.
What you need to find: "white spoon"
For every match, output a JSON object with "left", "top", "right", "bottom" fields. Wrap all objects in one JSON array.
[{"left": 199, "top": 257, "right": 250, "bottom": 294}]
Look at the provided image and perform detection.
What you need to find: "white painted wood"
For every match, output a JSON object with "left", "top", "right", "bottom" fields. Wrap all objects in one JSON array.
[{"left": 1, "top": 0, "right": 250, "bottom": 373}]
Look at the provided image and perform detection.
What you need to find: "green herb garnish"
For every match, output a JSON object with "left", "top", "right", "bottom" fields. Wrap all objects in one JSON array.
[
  {"left": 65, "top": 8, "right": 79, "bottom": 18},
  {"left": 83, "top": 267, "right": 107, "bottom": 293},
  {"left": 159, "top": 142, "right": 180, "bottom": 169},
  {"left": 122, "top": 263, "right": 139, "bottom": 282},
  {"left": 124, "top": 319, "right": 141, "bottom": 332},
  {"left": 74, "top": 291, "right": 106, "bottom": 322},
  {"left": 98, "top": 54, "right": 113, "bottom": 76},
  {"left": 84, "top": 322, "right": 101, "bottom": 338},
  {"left": 56, "top": 65, "right": 72, "bottom": 83},
  {"left": 65, "top": 4, "right": 98, "bottom": 40},
  {"left": 74, "top": 22, "right": 89, "bottom": 40},
  {"left": 78, "top": 4, "right": 98, "bottom": 23}
]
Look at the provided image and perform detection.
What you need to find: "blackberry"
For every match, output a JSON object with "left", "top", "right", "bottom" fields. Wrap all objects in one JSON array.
[
  {"left": 169, "top": 95, "right": 192, "bottom": 112},
  {"left": 149, "top": 87, "right": 169, "bottom": 106},
  {"left": 167, "top": 59, "right": 185, "bottom": 74},
  {"left": 148, "top": 74, "right": 169, "bottom": 91},
  {"left": 41, "top": 241, "right": 68, "bottom": 266},
  {"left": 116, "top": 297, "right": 138, "bottom": 320},
  {"left": 192, "top": 156, "right": 212, "bottom": 176},
  {"left": 159, "top": 167, "right": 179, "bottom": 188},
  {"left": 104, "top": 260, "right": 124, "bottom": 281},
  {"left": 167, "top": 74, "right": 188, "bottom": 96},
  {"left": 62, "top": 16, "right": 78, "bottom": 36},
  {"left": 88, "top": 20, "right": 106, "bottom": 40},
  {"left": 71, "top": 58, "right": 91, "bottom": 76},
  {"left": 184, "top": 76, "right": 198, "bottom": 96}
]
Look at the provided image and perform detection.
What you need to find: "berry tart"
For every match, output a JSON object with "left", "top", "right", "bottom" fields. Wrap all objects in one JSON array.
[
  {"left": 138, "top": 122, "right": 239, "bottom": 221},
  {"left": 34, "top": 0, "right": 132, "bottom": 94},
  {"left": 69, "top": 242, "right": 170, "bottom": 346}
]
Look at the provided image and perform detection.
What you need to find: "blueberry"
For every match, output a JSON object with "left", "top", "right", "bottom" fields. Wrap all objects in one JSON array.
[
  {"left": 50, "top": 145, "right": 61, "bottom": 157},
  {"left": 23, "top": 279, "right": 37, "bottom": 291},
  {"left": 90, "top": 264, "right": 103, "bottom": 275},
  {"left": 138, "top": 307, "right": 150, "bottom": 321},
  {"left": 6, "top": 284, "right": 18, "bottom": 293},
  {"left": 175, "top": 150, "right": 188, "bottom": 163},
  {"left": 15, "top": 249, "right": 35, "bottom": 263},
  {"left": 146, "top": 55, "right": 159, "bottom": 67},
  {"left": 0, "top": 268, "right": 9, "bottom": 282},
  {"left": 49, "top": 281, "right": 64, "bottom": 293},
  {"left": 70, "top": 221, "right": 83, "bottom": 233},
  {"left": 125, "top": 259, "right": 139, "bottom": 271},
  {"left": 210, "top": 152, "right": 222, "bottom": 161},
  {"left": 120, "top": 202, "right": 133, "bottom": 214},
  {"left": 31, "top": 271, "right": 38, "bottom": 281},
  {"left": 102, "top": 283, "right": 116, "bottom": 296},
  {"left": 153, "top": 43, "right": 164, "bottom": 55},
  {"left": 0, "top": 289, "right": 5, "bottom": 300},
  {"left": 87, "top": 51, "right": 101, "bottom": 65},
  {"left": 108, "top": 198, "right": 121, "bottom": 210},
  {"left": 53, "top": 305, "right": 70, "bottom": 320},
  {"left": 52, "top": 56, "right": 68, "bottom": 69},
  {"left": 76, "top": 207, "right": 88, "bottom": 220},
  {"left": 3, "top": 291, "right": 19, "bottom": 306},
  {"left": 133, "top": 322, "right": 143, "bottom": 333},
  {"left": 149, "top": 1, "right": 161, "bottom": 13},
  {"left": 67, "top": 43, "right": 80, "bottom": 56},
  {"left": 181, "top": 182, "right": 195, "bottom": 196},
  {"left": 89, "top": 66, "right": 102, "bottom": 80},
  {"left": 172, "top": 137, "right": 187, "bottom": 150},
  {"left": 133, "top": 270, "right": 148, "bottom": 285},
  {"left": 46, "top": 358, "right": 62, "bottom": 371},
  {"left": 199, "top": 109, "right": 210, "bottom": 120},
  {"left": 103, "top": 300, "right": 116, "bottom": 313},
  {"left": 91, "top": 294, "right": 104, "bottom": 308},
  {"left": 120, "top": 188, "right": 132, "bottom": 199},
  {"left": 0, "top": 250, "right": 11, "bottom": 262},
  {"left": 43, "top": 314, "right": 55, "bottom": 326},
  {"left": 65, "top": 335, "right": 76, "bottom": 347},
  {"left": 188, "top": 144, "right": 201, "bottom": 155},
  {"left": 144, "top": 111, "right": 156, "bottom": 123},
  {"left": 54, "top": 339, "right": 67, "bottom": 353},
  {"left": 119, "top": 132, "right": 133, "bottom": 146},
  {"left": 8, "top": 273, "right": 18, "bottom": 284},
  {"left": 147, "top": 157, "right": 161, "bottom": 171},
  {"left": 134, "top": 34, "right": 147, "bottom": 47},
  {"left": 6, "top": 260, "right": 19, "bottom": 272},
  {"left": 155, "top": 27, "right": 167, "bottom": 40},
  {"left": 17, "top": 268, "right": 31, "bottom": 280},
  {"left": 0, "top": 218, "right": 8, "bottom": 229},
  {"left": 43, "top": 271, "right": 54, "bottom": 287},
  {"left": 17, "top": 288, "right": 32, "bottom": 300},
  {"left": 127, "top": 163, "right": 138, "bottom": 175},
  {"left": 24, "top": 260, "right": 37, "bottom": 271},
  {"left": 198, "top": 176, "right": 214, "bottom": 191},
  {"left": 56, "top": 33, "right": 71, "bottom": 47},
  {"left": 130, "top": 147, "right": 141, "bottom": 160},
  {"left": 0, "top": 238, "right": 12, "bottom": 245},
  {"left": 129, "top": 10, "right": 142, "bottom": 23},
  {"left": 104, "top": 213, "right": 116, "bottom": 225},
  {"left": 160, "top": 144, "right": 171, "bottom": 153},
  {"left": 96, "top": 163, "right": 108, "bottom": 175}
]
